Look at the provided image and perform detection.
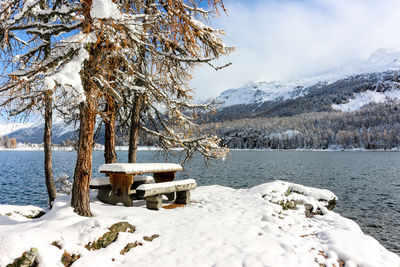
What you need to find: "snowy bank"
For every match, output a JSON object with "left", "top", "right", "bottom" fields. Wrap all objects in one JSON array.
[{"left": 0, "top": 181, "right": 398, "bottom": 267}]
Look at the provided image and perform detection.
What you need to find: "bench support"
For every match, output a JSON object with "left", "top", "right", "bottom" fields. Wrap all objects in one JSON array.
[
  {"left": 175, "top": 191, "right": 190, "bottom": 204},
  {"left": 144, "top": 191, "right": 191, "bottom": 210},
  {"left": 146, "top": 195, "right": 163, "bottom": 210},
  {"left": 165, "top": 192, "right": 175, "bottom": 201}
]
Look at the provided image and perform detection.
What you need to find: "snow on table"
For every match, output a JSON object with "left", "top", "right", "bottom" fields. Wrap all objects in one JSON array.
[
  {"left": 0, "top": 181, "right": 398, "bottom": 267},
  {"left": 98, "top": 163, "right": 183, "bottom": 174}
]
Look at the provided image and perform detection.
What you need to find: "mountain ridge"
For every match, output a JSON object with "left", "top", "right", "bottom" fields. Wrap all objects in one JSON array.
[{"left": 211, "top": 47, "right": 400, "bottom": 110}]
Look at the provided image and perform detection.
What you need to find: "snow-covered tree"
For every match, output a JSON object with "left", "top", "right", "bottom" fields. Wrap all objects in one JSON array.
[
  {"left": 1, "top": 0, "right": 232, "bottom": 216},
  {"left": 114, "top": 0, "right": 233, "bottom": 163},
  {"left": 0, "top": 0, "right": 82, "bottom": 206}
]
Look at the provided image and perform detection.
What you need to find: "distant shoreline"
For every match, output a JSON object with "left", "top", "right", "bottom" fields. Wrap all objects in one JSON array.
[
  {"left": 0, "top": 145, "right": 399, "bottom": 152},
  {"left": 0, "top": 145, "right": 161, "bottom": 151}
]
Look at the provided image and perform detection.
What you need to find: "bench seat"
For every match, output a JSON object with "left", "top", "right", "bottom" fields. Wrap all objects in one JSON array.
[
  {"left": 136, "top": 179, "right": 197, "bottom": 210},
  {"left": 90, "top": 177, "right": 111, "bottom": 189}
]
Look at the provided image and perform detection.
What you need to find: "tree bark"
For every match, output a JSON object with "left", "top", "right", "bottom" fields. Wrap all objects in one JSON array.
[
  {"left": 71, "top": 97, "right": 96, "bottom": 216},
  {"left": 128, "top": 92, "right": 143, "bottom": 163},
  {"left": 44, "top": 90, "right": 57, "bottom": 205},
  {"left": 104, "top": 95, "right": 117, "bottom": 163},
  {"left": 41, "top": 0, "right": 57, "bottom": 207},
  {"left": 70, "top": 0, "right": 95, "bottom": 217}
]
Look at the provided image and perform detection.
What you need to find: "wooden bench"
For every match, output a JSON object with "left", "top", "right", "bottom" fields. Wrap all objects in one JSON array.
[
  {"left": 96, "top": 163, "right": 183, "bottom": 206},
  {"left": 135, "top": 179, "right": 197, "bottom": 210}
]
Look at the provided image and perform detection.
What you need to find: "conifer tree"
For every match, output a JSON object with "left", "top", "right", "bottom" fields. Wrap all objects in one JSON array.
[
  {"left": 0, "top": 0, "right": 81, "bottom": 206},
  {"left": 1, "top": 0, "right": 232, "bottom": 216}
]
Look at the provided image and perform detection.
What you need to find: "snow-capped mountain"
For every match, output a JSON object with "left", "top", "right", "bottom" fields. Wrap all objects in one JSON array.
[
  {"left": 0, "top": 119, "right": 78, "bottom": 144},
  {"left": 213, "top": 47, "right": 400, "bottom": 109},
  {"left": 0, "top": 122, "right": 34, "bottom": 136},
  {"left": 214, "top": 80, "right": 312, "bottom": 108}
]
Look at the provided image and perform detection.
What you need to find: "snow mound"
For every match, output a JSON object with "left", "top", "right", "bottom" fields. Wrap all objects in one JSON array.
[
  {"left": 0, "top": 205, "right": 45, "bottom": 222},
  {"left": 0, "top": 182, "right": 398, "bottom": 266}
]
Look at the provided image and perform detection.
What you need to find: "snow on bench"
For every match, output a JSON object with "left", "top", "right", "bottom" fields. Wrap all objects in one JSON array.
[
  {"left": 98, "top": 163, "right": 183, "bottom": 174},
  {"left": 135, "top": 179, "right": 197, "bottom": 210}
]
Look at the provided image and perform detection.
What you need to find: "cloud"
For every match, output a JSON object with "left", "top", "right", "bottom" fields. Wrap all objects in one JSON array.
[{"left": 190, "top": 0, "right": 400, "bottom": 100}]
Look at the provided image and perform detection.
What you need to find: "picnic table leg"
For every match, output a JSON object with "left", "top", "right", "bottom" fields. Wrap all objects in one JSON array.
[
  {"left": 96, "top": 186, "right": 115, "bottom": 204},
  {"left": 109, "top": 174, "right": 134, "bottom": 207},
  {"left": 154, "top": 172, "right": 176, "bottom": 201},
  {"left": 175, "top": 191, "right": 190, "bottom": 204},
  {"left": 165, "top": 192, "right": 175, "bottom": 201},
  {"left": 153, "top": 172, "right": 175, "bottom": 183}
]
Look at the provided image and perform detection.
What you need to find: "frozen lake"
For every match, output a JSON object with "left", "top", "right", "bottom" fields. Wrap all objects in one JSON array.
[{"left": 0, "top": 150, "right": 399, "bottom": 255}]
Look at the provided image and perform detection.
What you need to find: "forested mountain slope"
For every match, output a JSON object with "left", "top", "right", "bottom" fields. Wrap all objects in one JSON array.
[
  {"left": 202, "top": 102, "right": 400, "bottom": 150},
  {"left": 208, "top": 71, "right": 400, "bottom": 121}
]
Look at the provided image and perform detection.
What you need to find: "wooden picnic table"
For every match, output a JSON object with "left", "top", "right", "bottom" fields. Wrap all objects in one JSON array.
[{"left": 98, "top": 163, "right": 183, "bottom": 206}]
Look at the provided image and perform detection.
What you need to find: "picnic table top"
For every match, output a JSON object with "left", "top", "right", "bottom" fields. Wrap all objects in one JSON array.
[{"left": 99, "top": 163, "right": 183, "bottom": 174}]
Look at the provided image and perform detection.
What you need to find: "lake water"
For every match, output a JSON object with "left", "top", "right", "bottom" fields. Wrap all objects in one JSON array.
[{"left": 0, "top": 150, "right": 399, "bottom": 255}]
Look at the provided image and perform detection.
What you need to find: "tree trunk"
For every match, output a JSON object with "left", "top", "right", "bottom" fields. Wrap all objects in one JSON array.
[
  {"left": 71, "top": 98, "right": 96, "bottom": 216},
  {"left": 44, "top": 90, "right": 57, "bottom": 205},
  {"left": 104, "top": 95, "right": 117, "bottom": 163},
  {"left": 128, "top": 92, "right": 143, "bottom": 163},
  {"left": 41, "top": 1, "right": 57, "bottom": 206},
  {"left": 70, "top": 0, "right": 96, "bottom": 217}
]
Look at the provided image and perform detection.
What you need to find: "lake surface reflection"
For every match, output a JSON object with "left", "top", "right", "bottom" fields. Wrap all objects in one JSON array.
[{"left": 0, "top": 150, "right": 399, "bottom": 255}]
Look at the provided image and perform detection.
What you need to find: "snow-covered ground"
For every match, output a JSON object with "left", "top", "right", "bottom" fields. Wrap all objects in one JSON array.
[{"left": 0, "top": 181, "right": 398, "bottom": 267}]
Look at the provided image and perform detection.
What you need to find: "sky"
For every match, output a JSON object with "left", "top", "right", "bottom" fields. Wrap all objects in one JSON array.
[{"left": 190, "top": 0, "right": 400, "bottom": 100}]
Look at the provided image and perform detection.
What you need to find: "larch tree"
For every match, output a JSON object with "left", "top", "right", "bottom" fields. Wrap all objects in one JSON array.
[
  {"left": 0, "top": 0, "right": 82, "bottom": 206},
  {"left": 2, "top": 0, "right": 232, "bottom": 217},
  {"left": 70, "top": 0, "right": 233, "bottom": 215},
  {"left": 118, "top": 0, "right": 233, "bottom": 163}
]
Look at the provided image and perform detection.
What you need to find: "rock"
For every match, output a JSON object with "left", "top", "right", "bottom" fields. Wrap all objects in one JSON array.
[
  {"left": 143, "top": 234, "right": 159, "bottom": 242},
  {"left": 85, "top": 222, "right": 135, "bottom": 250},
  {"left": 326, "top": 199, "right": 336, "bottom": 211},
  {"left": 275, "top": 200, "right": 301, "bottom": 210},
  {"left": 109, "top": 222, "right": 135, "bottom": 233},
  {"left": 120, "top": 241, "right": 143, "bottom": 255},
  {"left": 61, "top": 252, "right": 80, "bottom": 267},
  {"left": 304, "top": 204, "right": 323, "bottom": 218},
  {"left": 26, "top": 211, "right": 46, "bottom": 219},
  {"left": 6, "top": 248, "right": 37, "bottom": 267},
  {"left": 51, "top": 241, "right": 62, "bottom": 249}
]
